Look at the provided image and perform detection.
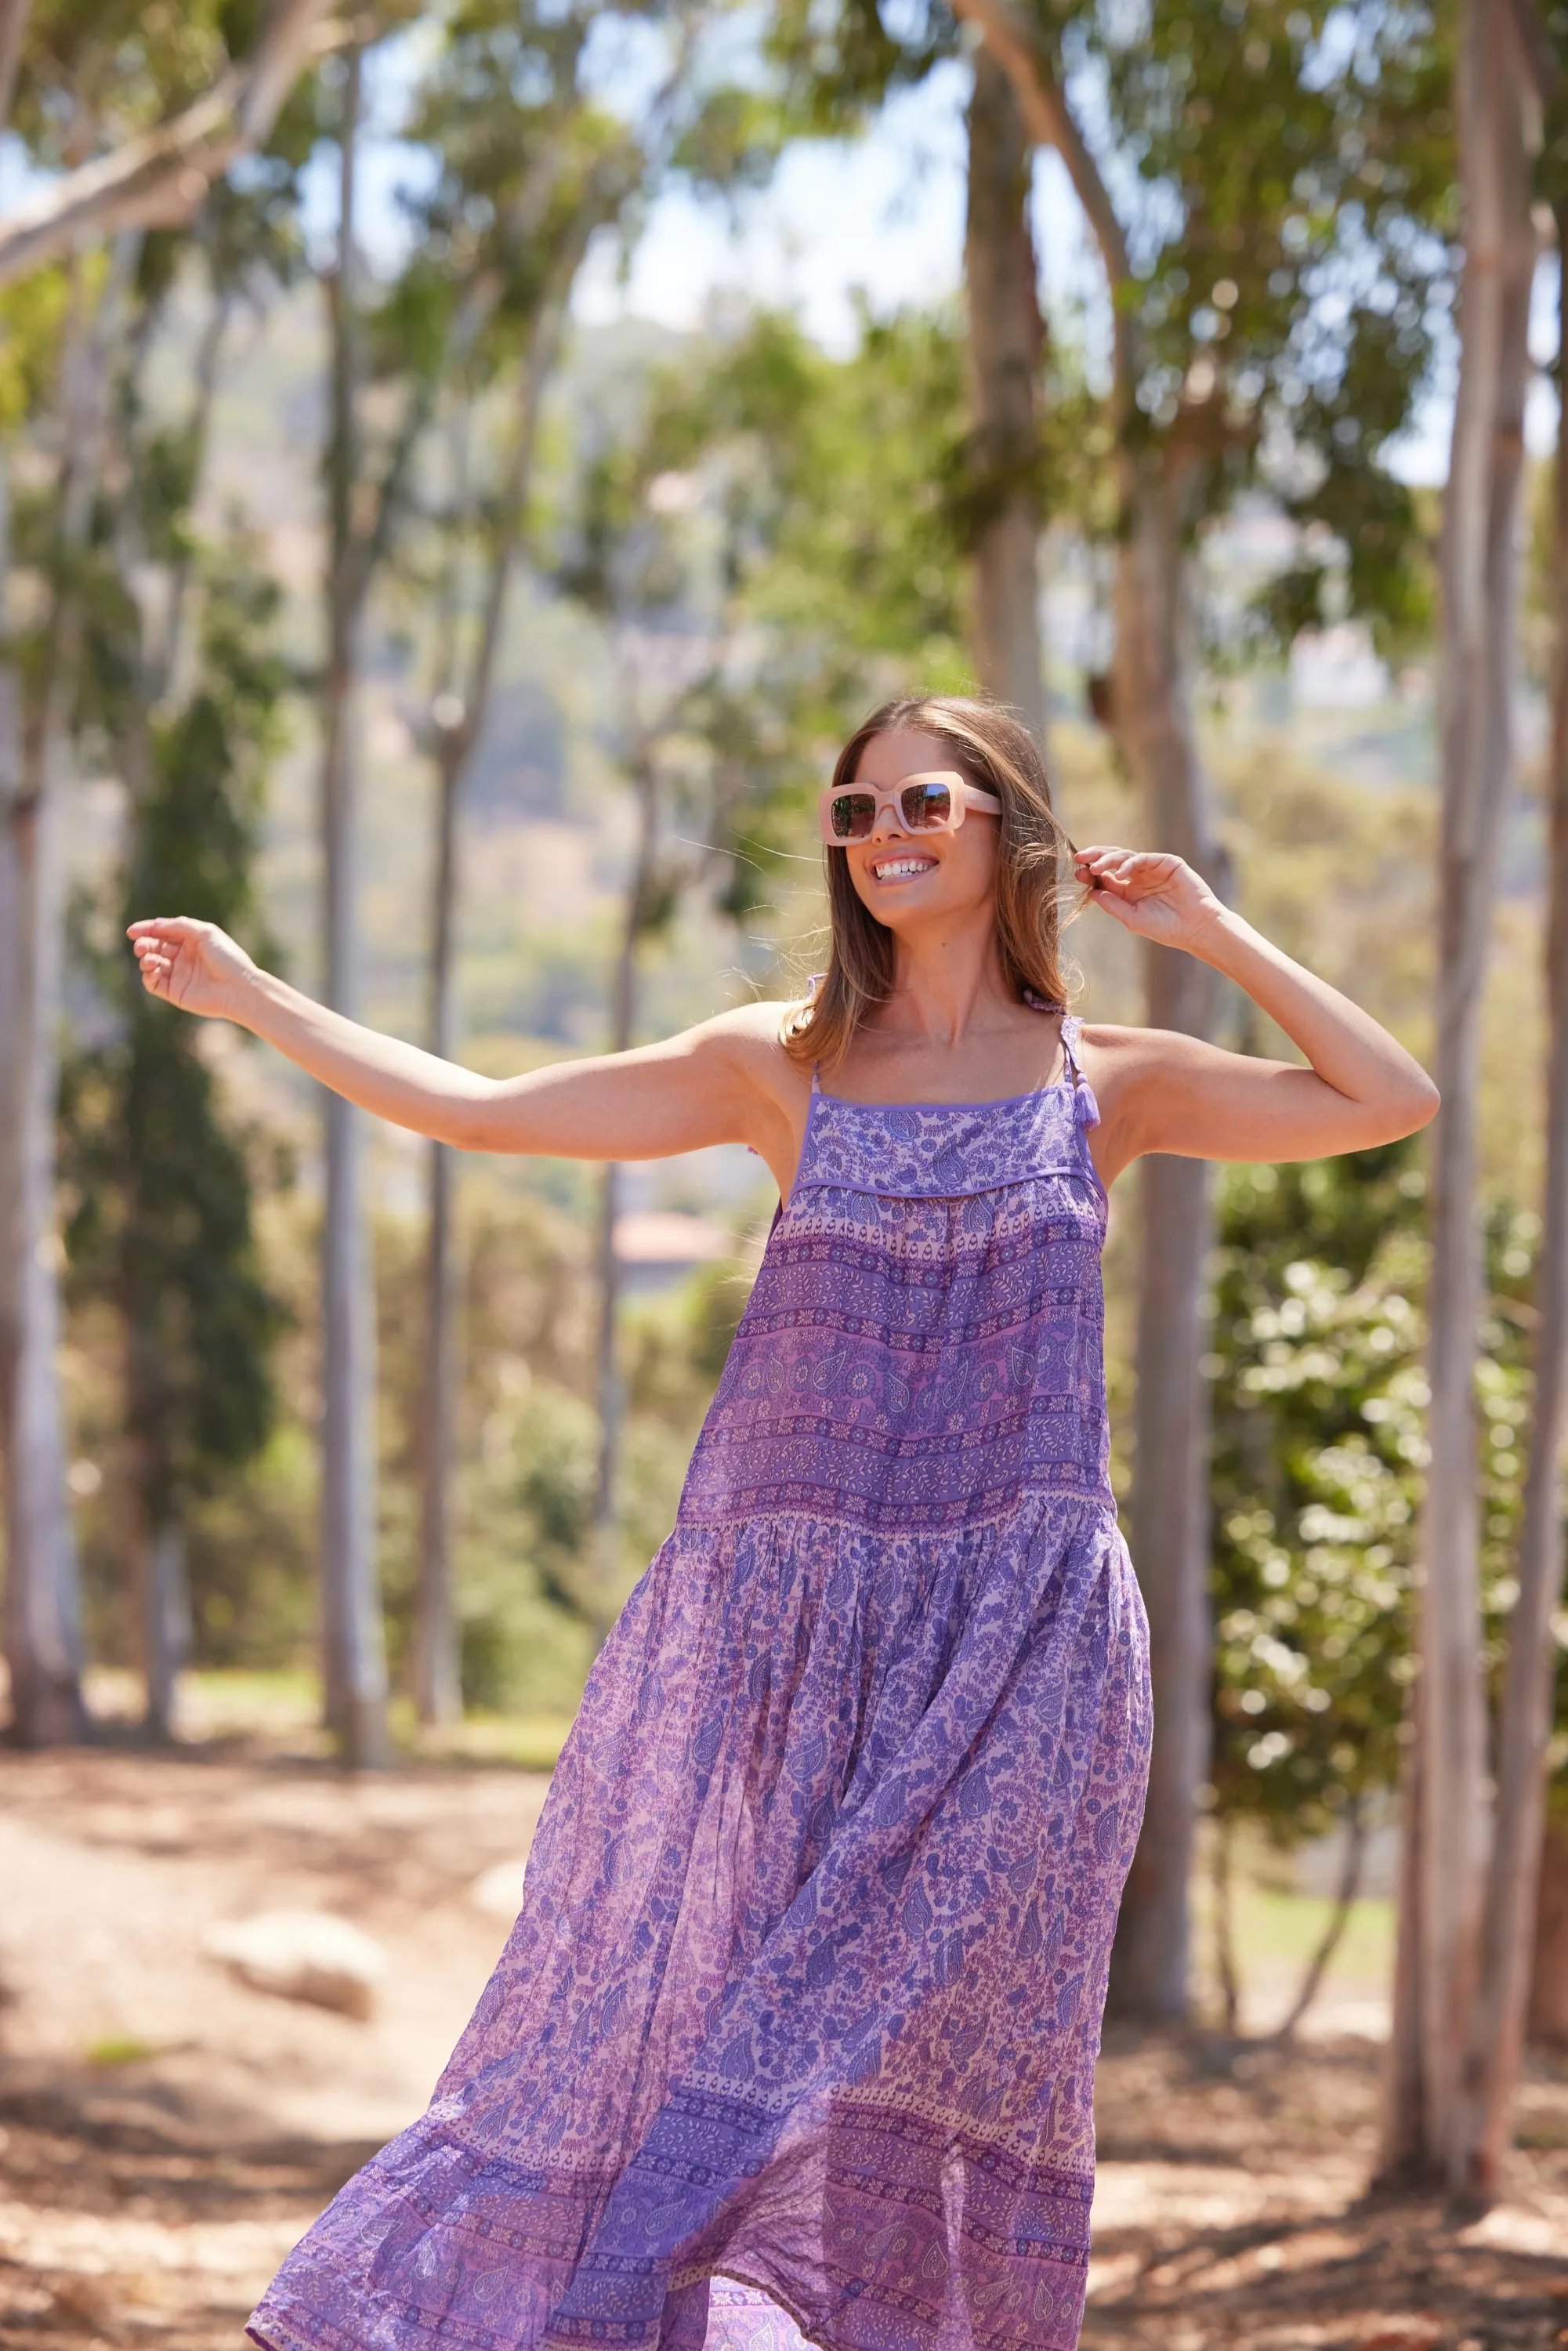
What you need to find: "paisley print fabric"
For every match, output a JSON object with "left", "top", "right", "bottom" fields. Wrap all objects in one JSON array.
[{"left": 249, "top": 1012, "right": 1153, "bottom": 2351}]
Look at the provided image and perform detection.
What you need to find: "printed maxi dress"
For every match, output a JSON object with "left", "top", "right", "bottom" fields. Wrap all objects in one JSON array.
[{"left": 250, "top": 1011, "right": 1153, "bottom": 2351}]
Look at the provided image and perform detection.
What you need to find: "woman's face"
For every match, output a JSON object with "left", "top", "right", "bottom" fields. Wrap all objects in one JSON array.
[{"left": 842, "top": 726, "right": 1001, "bottom": 936}]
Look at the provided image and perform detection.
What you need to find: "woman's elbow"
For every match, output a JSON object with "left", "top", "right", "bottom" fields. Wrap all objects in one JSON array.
[
  {"left": 437, "top": 1079, "right": 509, "bottom": 1154},
  {"left": 1376, "top": 1071, "right": 1439, "bottom": 1143}
]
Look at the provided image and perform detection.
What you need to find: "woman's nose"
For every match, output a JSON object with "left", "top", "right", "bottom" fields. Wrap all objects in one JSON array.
[{"left": 869, "top": 802, "right": 907, "bottom": 841}]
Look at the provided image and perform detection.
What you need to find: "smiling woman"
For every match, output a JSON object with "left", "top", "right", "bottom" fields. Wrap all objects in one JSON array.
[{"left": 126, "top": 690, "right": 1437, "bottom": 2351}]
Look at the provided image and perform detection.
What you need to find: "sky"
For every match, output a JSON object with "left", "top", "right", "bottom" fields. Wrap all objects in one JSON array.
[
  {"left": 2, "top": 16, "right": 1559, "bottom": 484},
  {"left": 331, "top": 20, "right": 1559, "bottom": 492}
]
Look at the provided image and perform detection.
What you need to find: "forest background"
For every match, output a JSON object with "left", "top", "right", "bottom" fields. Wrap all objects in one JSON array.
[{"left": 2, "top": 0, "right": 1567, "bottom": 2217}]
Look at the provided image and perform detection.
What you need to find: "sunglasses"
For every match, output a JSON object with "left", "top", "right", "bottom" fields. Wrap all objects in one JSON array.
[{"left": 818, "top": 770, "right": 1003, "bottom": 846}]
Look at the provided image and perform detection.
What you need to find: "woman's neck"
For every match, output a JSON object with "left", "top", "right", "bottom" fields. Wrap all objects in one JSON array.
[{"left": 876, "top": 925, "right": 1015, "bottom": 1049}]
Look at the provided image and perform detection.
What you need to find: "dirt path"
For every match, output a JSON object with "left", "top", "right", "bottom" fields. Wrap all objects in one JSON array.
[{"left": 2, "top": 1751, "right": 1565, "bottom": 2351}]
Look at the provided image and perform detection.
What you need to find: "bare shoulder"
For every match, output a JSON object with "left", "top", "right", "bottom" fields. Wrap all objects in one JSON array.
[
  {"left": 1072, "top": 1020, "right": 1167, "bottom": 1090},
  {"left": 679, "top": 999, "right": 813, "bottom": 1110}
]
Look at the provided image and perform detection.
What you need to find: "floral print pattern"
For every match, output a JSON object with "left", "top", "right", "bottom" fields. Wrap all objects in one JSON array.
[{"left": 249, "top": 1014, "right": 1152, "bottom": 2351}]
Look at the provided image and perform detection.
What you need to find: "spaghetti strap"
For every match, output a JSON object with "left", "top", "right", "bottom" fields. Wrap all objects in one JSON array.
[{"left": 1023, "top": 987, "right": 1088, "bottom": 1104}]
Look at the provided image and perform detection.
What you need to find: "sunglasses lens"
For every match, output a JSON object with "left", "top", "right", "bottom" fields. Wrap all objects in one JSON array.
[
  {"left": 830, "top": 792, "right": 876, "bottom": 839},
  {"left": 902, "top": 781, "right": 953, "bottom": 829}
]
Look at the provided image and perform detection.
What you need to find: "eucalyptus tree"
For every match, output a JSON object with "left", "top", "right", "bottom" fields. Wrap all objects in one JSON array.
[
  {"left": 1450, "top": 0, "right": 1568, "bottom": 2207},
  {"left": 954, "top": 0, "right": 1447, "bottom": 2020},
  {"left": 393, "top": 0, "right": 671, "bottom": 1724},
  {"left": 552, "top": 421, "right": 728, "bottom": 1639},
  {"left": 0, "top": 0, "right": 320, "bottom": 1742},
  {"left": 1, "top": 230, "right": 143, "bottom": 1745},
  {"left": 62, "top": 541, "right": 289, "bottom": 1741},
  {"left": 766, "top": 0, "right": 1051, "bottom": 730},
  {"left": 1378, "top": 0, "right": 1539, "bottom": 2193},
  {"left": 0, "top": 0, "right": 340, "bottom": 286}
]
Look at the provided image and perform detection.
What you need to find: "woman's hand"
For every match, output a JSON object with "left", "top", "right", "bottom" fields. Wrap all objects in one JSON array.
[
  {"left": 1074, "top": 847, "right": 1224, "bottom": 951},
  {"left": 128, "top": 917, "right": 260, "bottom": 1021}
]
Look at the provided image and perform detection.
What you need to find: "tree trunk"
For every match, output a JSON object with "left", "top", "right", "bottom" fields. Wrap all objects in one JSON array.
[
  {"left": 1212, "top": 1813, "right": 1240, "bottom": 2037},
  {"left": 414, "top": 734, "right": 463, "bottom": 1727},
  {"left": 318, "top": 45, "right": 387, "bottom": 1770},
  {"left": 154, "top": 285, "right": 233, "bottom": 705},
  {"left": 0, "top": 241, "right": 136, "bottom": 1747},
  {"left": 0, "top": 446, "right": 81, "bottom": 1744},
  {"left": 413, "top": 320, "right": 560, "bottom": 1726},
  {"left": 0, "top": 768, "right": 85, "bottom": 1746},
  {"left": 1526, "top": 1813, "right": 1568, "bottom": 2049},
  {"left": 1380, "top": 0, "right": 1537, "bottom": 2192},
  {"left": 0, "top": 0, "right": 339, "bottom": 288},
  {"left": 129, "top": 1494, "right": 191, "bottom": 1743},
  {"left": 0, "top": 0, "right": 30, "bottom": 136},
  {"left": 1455, "top": 184, "right": 1568, "bottom": 2201},
  {"left": 963, "top": 44, "right": 1047, "bottom": 741},
  {"left": 591, "top": 740, "right": 661, "bottom": 1638},
  {"left": 1106, "top": 452, "right": 1219, "bottom": 2023}
]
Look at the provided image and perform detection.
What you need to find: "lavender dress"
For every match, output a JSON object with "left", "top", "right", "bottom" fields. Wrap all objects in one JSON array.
[{"left": 250, "top": 1010, "right": 1152, "bottom": 2351}]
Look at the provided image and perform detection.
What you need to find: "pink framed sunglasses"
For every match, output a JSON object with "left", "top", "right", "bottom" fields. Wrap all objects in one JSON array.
[{"left": 818, "top": 770, "right": 1003, "bottom": 846}]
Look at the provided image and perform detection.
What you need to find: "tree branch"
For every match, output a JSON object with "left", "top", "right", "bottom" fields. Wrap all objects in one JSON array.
[
  {"left": 0, "top": 0, "right": 30, "bottom": 138},
  {"left": 1502, "top": 0, "right": 1563, "bottom": 108},
  {"left": 949, "top": 0, "right": 1134, "bottom": 301},
  {"left": 0, "top": 0, "right": 345, "bottom": 288}
]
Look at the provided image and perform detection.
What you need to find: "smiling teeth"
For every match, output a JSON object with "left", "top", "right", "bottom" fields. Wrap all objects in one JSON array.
[{"left": 874, "top": 858, "right": 935, "bottom": 878}]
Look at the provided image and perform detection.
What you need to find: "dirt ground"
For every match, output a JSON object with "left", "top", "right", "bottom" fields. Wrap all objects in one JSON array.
[{"left": 2, "top": 1748, "right": 1566, "bottom": 2351}]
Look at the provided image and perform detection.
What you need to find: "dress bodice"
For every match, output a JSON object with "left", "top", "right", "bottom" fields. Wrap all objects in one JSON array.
[
  {"left": 792, "top": 1013, "right": 1104, "bottom": 1204},
  {"left": 680, "top": 1016, "right": 1113, "bottom": 1537}
]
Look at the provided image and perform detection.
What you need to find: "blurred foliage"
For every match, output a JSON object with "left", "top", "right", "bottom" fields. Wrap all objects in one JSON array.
[
  {"left": 60, "top": 539, "right": 290, "bottom": 1527},
  {"left": 5, "top": 0, "right": 1559, "bottom": 1834},
  {"left": 1208, "top": 1149, "right": 1560, "bottom": 1851}
]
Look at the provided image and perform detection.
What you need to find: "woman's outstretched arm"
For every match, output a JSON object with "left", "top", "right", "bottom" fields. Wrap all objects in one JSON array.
[
  {"left": 1070, "top": 848, "right": 1440, "bottom": 1183},
  {"left": 127, "top": 915, "right": 801, "bottom": 1171}
]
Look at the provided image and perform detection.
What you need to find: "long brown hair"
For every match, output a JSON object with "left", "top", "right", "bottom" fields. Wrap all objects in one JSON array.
[{"left": 781, "top": 694, "right": 1078, "bottom": 1070}]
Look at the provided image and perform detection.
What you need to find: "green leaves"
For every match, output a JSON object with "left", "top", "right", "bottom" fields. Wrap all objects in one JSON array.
[
  {"left": 61, "top": 533, "right": 291, "bottom": 1521},
  {"left": 1208, "top": 1152, "right": 1559, "bottom": 1850},
  {"left": 1208, "top": 1153, "right": 1429, "bottom": 1842}
]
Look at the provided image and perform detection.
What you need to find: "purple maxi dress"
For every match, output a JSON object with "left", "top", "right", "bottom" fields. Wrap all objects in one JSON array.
[{"left": 250, "top": 1011, "right": 1153, "bottom": 2351}]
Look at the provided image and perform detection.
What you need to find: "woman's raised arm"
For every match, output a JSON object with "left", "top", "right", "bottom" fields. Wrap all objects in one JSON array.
[
  {"left": 128, "top": 915, "right": 798, "bottom": 1169},
  {"left": 1070, "top": 848, "right": 1440, "bottom": 1184}
]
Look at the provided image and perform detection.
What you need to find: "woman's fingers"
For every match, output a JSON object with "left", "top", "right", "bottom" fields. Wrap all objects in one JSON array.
[{"left": 1075, "top": 848, "right": 1184, "bottom": 900}]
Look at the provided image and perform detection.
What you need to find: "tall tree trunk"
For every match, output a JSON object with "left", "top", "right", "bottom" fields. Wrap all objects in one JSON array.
[
  {"left": 591, "top": 737, "right": 660, "bottom": 1639},
  {"left": 0, "top": 444, "right": 81, "bottom": 1744},
  {"left": 414, "top": 733, "right": 463, "bottom": 1727},
  {"left": 1211, "top": 1812, "right": 1240, "bottom": 2037},
  {"left": 125, "top": 1400, "right": 191, "bottom": 1744},
  {"left": 154, "top": 284, "right": 233, "bottom": 705},
  {"left": 1455, "top": 189, "right": 1568, "bottom": 2203},
  {"left": 0, "top": 755, "right": 85, "bottom": 1746},
  {"left": 412, "top": 320, "right": 561, "bottom": 1725},
  {"left": 950, "top": 0, "right": 1220, "bottom": 2028},
  {"left": 0, "top": 0, "right": 338, "bottom": 288},
  {"left": 0, "top": 0, "right": 30, "bottom": 136},
  {"left": 1527, "top": 1813, "right": 1568, "bottom": 2048},
  {"left": 963, "top": 45, "right": 1047, "bottom": 740},
  {"left": 1380, "top": 0, "right": 1537, "bottom": 2190},
  {"left": 1, "top": 241, "right": 136, "bottom": 1745},
  {"left": 318, "top": 45, "right": 387, "bottom": 1769},
  {"left": 1105, "top": 452, "right": 1219, "bottom": 2022},
  {"left": 123, "top": 1286, "right": 183, "bottom": 1741}
]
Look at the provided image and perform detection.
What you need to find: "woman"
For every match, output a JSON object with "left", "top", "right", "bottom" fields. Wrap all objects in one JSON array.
[{"left": 131, "top": 694, "right": 1436, "bottom": 2351}]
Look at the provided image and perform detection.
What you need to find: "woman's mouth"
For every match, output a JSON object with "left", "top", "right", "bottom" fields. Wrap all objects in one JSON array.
[{"left": 870, "top": 853, "right": 938, "bottom": 882}]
